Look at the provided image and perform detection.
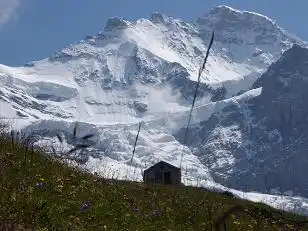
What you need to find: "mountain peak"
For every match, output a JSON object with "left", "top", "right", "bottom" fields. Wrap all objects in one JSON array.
[
  {"left": 271, "top": 43, "right": 308, "bottom": 72},
  {"left": 207, "top": 5, "right": 276, "bottom": 24},
  {"left": 150, "top": 12, "right": 167, "bottom": 24},
  {"left": 252, "top": 44, "right": 308, "bottom": 101},
  {"left": 104, "top": 17, "right": 131, "bottom": 31},
  {"left": 213, "top": 5, "right": 241, "bottom": 13},
  {"left": 196, "top": 5, "right": 277, "bottom": 32},
  {"left": 195, "top": 5, "right": 299, "bottom": 46}
]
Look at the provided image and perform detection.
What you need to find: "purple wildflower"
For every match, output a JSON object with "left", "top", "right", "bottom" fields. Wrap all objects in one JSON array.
[
  {"left": 35, "top": 182, "right": 44, "bottom": 187},
  {"left": 153, "top": 208, "right": 159, "bottom": 216},
  {"left": 132, "top": 207, "right": 139, "bottom": 213},
  {"left": 80, "top": 201, "right": 91, "bottom": 212}
]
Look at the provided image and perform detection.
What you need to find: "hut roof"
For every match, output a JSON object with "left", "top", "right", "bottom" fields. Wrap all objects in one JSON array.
[{"left": 144, "top": 161, "right": 180, "bottom": 173}]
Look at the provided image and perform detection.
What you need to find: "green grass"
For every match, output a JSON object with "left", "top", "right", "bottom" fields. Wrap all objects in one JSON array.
[{"left": 1, "top": 132, "right": 308, "bottom": 231}]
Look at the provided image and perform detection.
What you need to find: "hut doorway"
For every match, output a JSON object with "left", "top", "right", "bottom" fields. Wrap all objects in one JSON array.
[{"left": 164, "top": 171, "right": 171, "bottom": 184}]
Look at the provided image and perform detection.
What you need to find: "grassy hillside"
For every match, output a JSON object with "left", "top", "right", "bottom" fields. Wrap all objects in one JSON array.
[{"left": 1, "top": 130, "right": 308, "bottom": 231}]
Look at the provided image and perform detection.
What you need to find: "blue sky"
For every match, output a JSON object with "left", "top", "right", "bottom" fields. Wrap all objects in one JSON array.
[{"left": 0, "top": 0, "right": 306, "bottom": 66}]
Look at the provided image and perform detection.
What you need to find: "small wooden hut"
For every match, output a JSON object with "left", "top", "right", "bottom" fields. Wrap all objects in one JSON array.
[{"left": 143, "top": 161, "right": 181, "bottom": 185}]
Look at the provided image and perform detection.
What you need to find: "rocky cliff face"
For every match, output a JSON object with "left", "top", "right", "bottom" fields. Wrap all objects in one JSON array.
[
  {"left": 181, "top": 44, "right": 308, "bottom": 197},
  {"left": 248, "top": 44, "right": 308, "bottom": 196}
]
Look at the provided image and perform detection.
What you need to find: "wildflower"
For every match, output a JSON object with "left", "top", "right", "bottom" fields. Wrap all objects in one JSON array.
[
  {"left": 80, "top": 201, "right": 91, "bottom": 212},
  {"left": 132, "top": 207, "right": 139, "bottom": 213},
  {"left": 35, "top": 182, "right": 44, "bottom": 187},
  {"left": 153, "top": 208, "right": 159, "bottom": 216}
]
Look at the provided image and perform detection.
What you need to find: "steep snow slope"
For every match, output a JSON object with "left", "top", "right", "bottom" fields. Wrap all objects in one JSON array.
[{"left": 0, "top": 5, "right": 308, "bottom": 215}]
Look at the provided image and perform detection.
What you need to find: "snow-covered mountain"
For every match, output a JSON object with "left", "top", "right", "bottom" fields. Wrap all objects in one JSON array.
[{"left": 1, "top": 5, "right": 308, "bottom": 215}]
